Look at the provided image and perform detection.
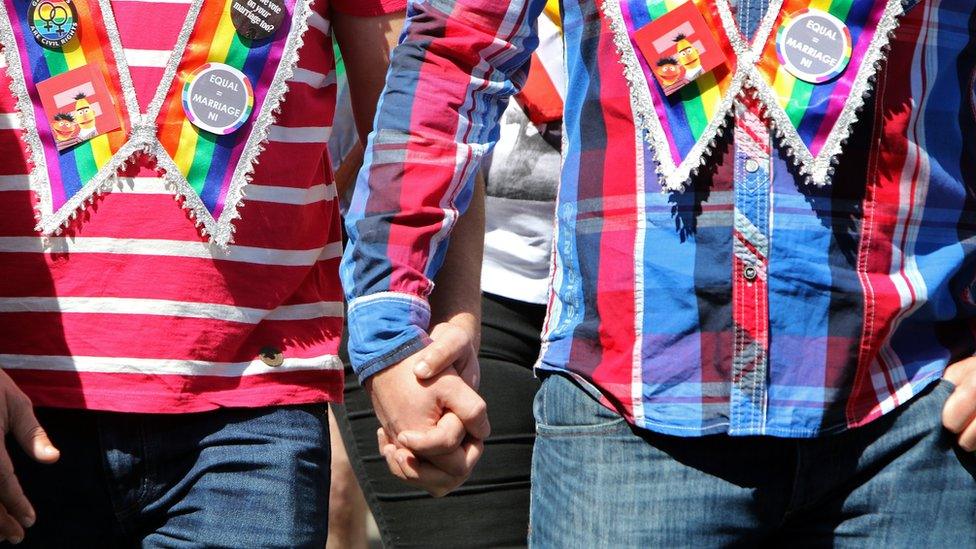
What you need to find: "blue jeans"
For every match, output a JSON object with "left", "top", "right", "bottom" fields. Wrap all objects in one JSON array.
[
  {"left": 7, "top": 405, "right": 330, "bottom": 548},
  {"left": 529, "top": 374, "right": 976, "bottom": 547}
]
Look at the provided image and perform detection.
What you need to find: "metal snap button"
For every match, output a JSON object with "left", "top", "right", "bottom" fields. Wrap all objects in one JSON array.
[
  {"left": 259, "top": 346, "right": 284, "bottom": 367},
  {"left": 743, "top": 265, "right": 758, "bottom": 281}
]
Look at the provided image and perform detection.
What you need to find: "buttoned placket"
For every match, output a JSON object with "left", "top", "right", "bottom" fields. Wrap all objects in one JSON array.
[{"left": 729, "top": 95, "right": 772, "bottom": 434}]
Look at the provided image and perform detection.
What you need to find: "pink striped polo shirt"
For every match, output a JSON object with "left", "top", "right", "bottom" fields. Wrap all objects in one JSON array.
[{"left": 0, "top": 0, "right": 403, "bottom": 413}]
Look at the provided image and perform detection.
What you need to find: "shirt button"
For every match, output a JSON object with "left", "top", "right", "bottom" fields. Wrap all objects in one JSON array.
[
  {"left": 743, "top": 265, "right": 758, "bottom": 281},
  {"left": 745, "top": 159, "right": 760, "bottom": 173},
  {"left": 259, "top": 346, "right": 284, "bottom": 367}
]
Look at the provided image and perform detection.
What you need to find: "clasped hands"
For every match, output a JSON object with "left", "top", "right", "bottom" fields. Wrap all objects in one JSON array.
[
  {"left": 367, "top": 345, "right": 976, "bottom": 496},
  {"left": 364, "top": 321, "right": 488, "bottom": 497}
]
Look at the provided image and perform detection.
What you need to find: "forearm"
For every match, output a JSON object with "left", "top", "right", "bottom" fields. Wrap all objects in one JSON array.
[
  {"left": 340, "top": 0, "right": 546, "bottom": 380},
  {"left": 333, "top": 11, "right": 405, "bottom": 144},
  {"left": 331, "top": 9, "right": 404, "bottom": 199},
  {"left": 428, "top": 174, "right": 486, "bottom": 349}
]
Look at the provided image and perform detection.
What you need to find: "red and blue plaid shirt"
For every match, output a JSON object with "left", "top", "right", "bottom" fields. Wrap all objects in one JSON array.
[{"left": 340, "top": 0, "right": 976, "bottom": 437}]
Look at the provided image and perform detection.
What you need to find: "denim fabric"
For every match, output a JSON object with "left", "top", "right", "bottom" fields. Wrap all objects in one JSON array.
[
  {"left": 529, "top": 374, "right": 976, "bottom": 547},
  {"left": 7, "top": 405, "right": 330, "bottom": 548},
  {"left": 733, "top": 0, "right": 769, "bottom": 38}
]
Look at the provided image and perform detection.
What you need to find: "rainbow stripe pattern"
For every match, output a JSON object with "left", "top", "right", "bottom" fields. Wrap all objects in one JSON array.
[
  {"left": 758, "top": 0, "right": 888, "bottom": 157},
  {"left": 619, "top": 0, "right": 736, "bottom": 165},
  {"left": 157, "top": 0, "right": 296, "bottom": 219},
  {"left": 4, "top": 0, "right": 129, "bottom": 212}
]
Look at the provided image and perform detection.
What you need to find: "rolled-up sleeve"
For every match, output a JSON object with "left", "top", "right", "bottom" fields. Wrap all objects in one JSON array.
[{"left": 339, "top": 0, "right": 545, "bottom": 381}]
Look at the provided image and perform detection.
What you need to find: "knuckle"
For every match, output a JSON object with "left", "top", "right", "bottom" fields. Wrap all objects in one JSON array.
[
  {"left": 471, "top": 399, "right": 487, "bottom": 417},
  {"left": 386, "top": 464, "right": 405, "bottom": 480},
  {"left": 429, "top": 487, "right": 450, "bottom": 498},
  {"left": 26, "top": 426, "right": 44, "bottom": 441},
  {"left": 447, "top": 429, "right": 463, "bottom": 448},
  {"left": 9, "top": 393, "right": 29, "bottom": 412},
  {"left": 425, "top": 348, "right": 446, "bottom": 365},
  {"left": 0, "top": 474, "right": 17, "bottom": 493},
  {"left": 963, "top": 377, "right": 976, "bottom": 395},
  {"left": 442, "top": 324, "right": 461, "bottom": 338}
]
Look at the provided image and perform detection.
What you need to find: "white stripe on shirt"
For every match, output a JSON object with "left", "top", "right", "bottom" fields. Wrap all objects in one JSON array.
[
  {"left": 290, "top": 68, "right": 336, "bottom": 89},
  {"left": 124, "top": 48, "right": 171, "bottom": 68},
  {"left": 247, "top": 183, "right": 336, "bottom": 205},
  {"left": 0, "top": 296, "right": 342, "bottom": 323},
  {"left": 268, "top": 125, "right": 332, "bottom": 143},
  {"left": 110, "top": 177, "right": 336, "bottom": 204},
  {"left": 307, "top": 12, "right": 330, "bottom": 35},
  {"left": 0, "top": 353, "right": 343, "bottom": 376},
  {"left": 0, "top": 175, "right": 30, "bottom": 192},
  {"left": 0, "top": 236, "right": 340, "bottom": 265},
  {"left": 0, "top": 113, "right": 21, "bottom": 130}
]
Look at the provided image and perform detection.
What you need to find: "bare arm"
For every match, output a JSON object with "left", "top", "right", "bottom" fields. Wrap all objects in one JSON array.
[{"left": 332, "top": 11, "right": 403, "bottom": 145}]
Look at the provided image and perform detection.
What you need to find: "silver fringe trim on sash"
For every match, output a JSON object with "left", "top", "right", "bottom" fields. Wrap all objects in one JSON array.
[
  {"left": 602, "top": 0, "right": 908, "bottom": 191},
  {"left": 601, "top": 0, "right": 750, "bottom": 192},
  {"left": 726, "top": 0, "right": 907, "bottom": 186},
  {"left": 0, "top": 0, "right": 315, "bottom": 246},
  {"left": 0, "top": 3, "right": 49, "bottom": 226},
  {"left": 211, "top": 0, "right": 315, "bottom": 246}
]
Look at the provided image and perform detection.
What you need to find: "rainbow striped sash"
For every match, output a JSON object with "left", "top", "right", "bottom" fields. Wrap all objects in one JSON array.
[
  {"left": 605, "top": 0, "right": 740, "bottom": 191},
  {"left": 154, "top": 0, "right": 300, "bottom": 228},
  {"left": 0, "top": 0, "right": 314, "bottom": 244},
  {"left": 1, "top": 0, "right": 131, "bottom": 227},
  {"left": 752, "top": 0, "right": 904, "bottom": 184},
  {"left": 603, "top": 0, "right": 910, "bottom": 189}
]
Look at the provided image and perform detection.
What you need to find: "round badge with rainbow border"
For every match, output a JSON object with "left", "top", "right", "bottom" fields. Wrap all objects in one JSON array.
[
  {"left": 28, "top": 0, "right": 78, "bottom": 49},
  {"left": 775, "top": 9, "right": 852, "bottom": 84},
  {"left": 181, "top": 63, "right": 254, "bottom": 135}
]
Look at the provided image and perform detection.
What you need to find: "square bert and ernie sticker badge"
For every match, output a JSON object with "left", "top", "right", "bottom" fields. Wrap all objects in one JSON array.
[
  {"left": 37, "top": 65, "right": 121, "bottom": 152},
  {"left": 633, "top": 1, "right": 726, "bottom": 96}
]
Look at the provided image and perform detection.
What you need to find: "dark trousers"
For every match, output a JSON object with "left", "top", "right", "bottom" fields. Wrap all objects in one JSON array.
[
  {"left": 7, "top": 405, "right": 330, "bottom": 548},
  {"left": 333, "top": 292, "right": 544, "bottom": 547}
]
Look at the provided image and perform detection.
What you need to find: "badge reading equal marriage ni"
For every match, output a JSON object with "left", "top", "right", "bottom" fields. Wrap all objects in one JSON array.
[
  {"left": 632, "top": 1, "right": 727, "bottom": 96},
  {"left": 231, "top": 0, "right": 286, "bottom": 41},
  {"left": 182, "top": 63, "right": 255, "bottom": 135},
  {"left": 28, "top": 0, "right": 78, "bottom": 49},
  {"left": 776, "top": 9, "right": 852, "bottom": 84}
]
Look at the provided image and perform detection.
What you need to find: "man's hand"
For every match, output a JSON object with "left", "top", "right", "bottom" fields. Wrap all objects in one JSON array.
[
  {"left": 0, "top": 370, "right": 59, "bottom": 543},
  {"left": 413, "top": 321, "right": 480, "bottom": 389},
  {"left": 366, "top": 352, "right": 489, "bottom": 497},
  {"left": 941, "top": 357, "right": 976, "bottom": 450}
]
